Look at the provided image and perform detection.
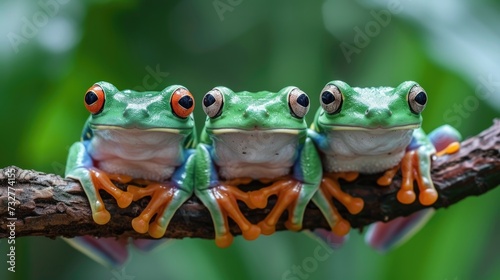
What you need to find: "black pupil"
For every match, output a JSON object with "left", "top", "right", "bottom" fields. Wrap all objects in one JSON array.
[
  {"left": 203, "top": 94, "right": 216, "bottom": 107},
  {"left": 179, "top": 95, "right": 193, "bottom": 109},
  {"left": 415, "top": 92, "right": 427, "bottom": 105},
  {"left": 85, "top": 91, "right": 98, "bottom": 105},
  {"left": 321, "top": 91, "right": 335, "bottom": 104},
  {"left": 297, "top": 94, "right": 309, "bottom": 107}
]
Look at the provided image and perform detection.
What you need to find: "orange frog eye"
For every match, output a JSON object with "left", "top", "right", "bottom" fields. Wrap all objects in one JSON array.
[
  {"left": 84, "top": 84, "right": 105, "bottom": 114},
  {"left": 171, "top": 88, "right": 195, "bottom": 118}
]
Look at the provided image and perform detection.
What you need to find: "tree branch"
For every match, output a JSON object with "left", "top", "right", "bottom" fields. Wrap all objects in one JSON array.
[{"left": 1, "top": 120, "right": 499, "bottom": 240}]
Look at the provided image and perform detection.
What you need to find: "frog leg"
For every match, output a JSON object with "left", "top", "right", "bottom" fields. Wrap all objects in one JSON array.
[
  {"left": 376, "top": 126, "right": 461, "bottom": 206},
  {"left": 252, "top": 138, "right": 323, "bottom": 235},
  {"left": 311, "top": 172, "right": 363, "bottom": 236},
  {"left": 65, "top": 142, "right": 134, "bottom": 225},
  {"left": 366, "top": 125, "right": 462, "bottom": 252},
  {"left": 127, "top": 150, "right": 196, "bottom": 238},
  {"left": 194, "top": 144, "right": 260, "bottom": 248},
  {"left": 396, "top": 128, "right": 437, "bottom": 205}
]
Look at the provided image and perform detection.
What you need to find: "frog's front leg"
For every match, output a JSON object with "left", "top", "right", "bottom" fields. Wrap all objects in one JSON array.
[
  {"left": 194, "top": 144, "right": 260, "bottom": 248},
  {"left": 250, "top": 138, "right": 322, "bottom": 235},
  {"left": 65, "top": 142, "right": 134, "bottom": 224},
  {"left": 379, "top": 127, "right": 461, "bottom": 205},
  {"left": 310, "top": 172, "right": 363, "bottom": 236},
  {"left": 127, "top": 150, "right": 195, "bottom": 238},
  {"left": 308, "top": 130, "right": 364, "bottom": 236}
]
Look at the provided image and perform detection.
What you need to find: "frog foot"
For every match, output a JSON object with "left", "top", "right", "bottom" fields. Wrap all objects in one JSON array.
[
  {"left": 88, "top": 168, "right": 134, "bottom": 224},
  {"left": 377, "top": 165, "right": 400, "bottom": 186},
  {"left": 435, "top": 141, "right": 460, "bottom": 157},
  {"left": 127, "top": 183, "right": 180, "bottom": 238},
  {"left": 250, "top": 179, "right": 305, "bottom": 235},
  {"left": 210, "top": 184, "right": 261, "bottom": 247},
  {"left": 313, "top": 184, "right": 352, "bottom": 236},
  {"left": 322, "top": 172, "right": 364, "bottom": 215},
  {"left": 398, "top": 150, "right": 437, "bottom": 206}
]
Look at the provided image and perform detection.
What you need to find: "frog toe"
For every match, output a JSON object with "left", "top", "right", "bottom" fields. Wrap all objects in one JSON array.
[
  {"left": 332, "top": 219, "right": 351, "bottom": 236},
  {"left": 215, "top": 233, "right": 234, "bottom": 248},
  {"left": 284, "top": 220, "right": 302, "bottom": 232},
  {"left": 346, "top": 197, "right": 364, "bottom": 215},
  {"left": 258, "top": 221, "right": 276, "bottom": 235},
  {"left": 148, "top": 223, "right": 167, "bottom": 239},
  {"left": 93, "top": 209, "right": 111, "bottom": 225},
  {"left": 419, "top": 189, "right": 438, "bottom": 206},
  {"left": 242, "top": 225, "right": 261, "bottom": 240},
  {"left": 397, "top": 189, "right": 416, "bottom": 204},
  {"left": 131, "top": 217, "right": 150, "bottom": 234}
]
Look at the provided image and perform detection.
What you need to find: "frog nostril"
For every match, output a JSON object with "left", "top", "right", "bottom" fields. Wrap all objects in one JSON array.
[
  {"left": 365, "top": 108, "right": 392, "bottom": 118},
  {"left": 124, "top": 108, "right": 149, "bottom": 119}
]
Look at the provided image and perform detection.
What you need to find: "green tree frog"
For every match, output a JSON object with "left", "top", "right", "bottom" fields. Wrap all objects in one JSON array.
[
  {"left": 309, "top": 80, "right": 460, "bottom": 236},
  {"left": 65, "top": 81, "right": 196, "bottom": 239},
  {"left": 195, "top": 86, "right": 322, "bottom": 247}
]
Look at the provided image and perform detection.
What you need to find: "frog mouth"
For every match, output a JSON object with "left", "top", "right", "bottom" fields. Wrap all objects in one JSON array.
[
  {"left": 91, "top": 124, "right": 184, "bottom": 134},
  {"left": 210, "top": 128, "right": 301, "bottom": 135},
  {"left": 322, "top": 124, "right": 421, "bottom": 131}
]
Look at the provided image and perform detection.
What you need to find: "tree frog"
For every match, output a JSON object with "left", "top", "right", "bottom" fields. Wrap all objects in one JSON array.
[
  {"left": 309, "top": 80, "right": 460, "bottom": 236},
  {"left": 195, "top": 86, "right": 322, "bottom": 247},
  {"left": 65, "top": 81, "right": 196, "bottom": 238}
]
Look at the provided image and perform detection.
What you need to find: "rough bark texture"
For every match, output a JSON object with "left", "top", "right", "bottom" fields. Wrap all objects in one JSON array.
[{"left": 0, "top": 120, "right": 499, "bottom": 240}]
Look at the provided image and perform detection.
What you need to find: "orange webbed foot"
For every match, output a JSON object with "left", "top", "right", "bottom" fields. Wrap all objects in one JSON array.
[
  {"left": 398, "top": 150, "right": 438, "bottom": 205},
  {"left": 211, "top": 184, "right": 261, "bottom": 243},
  {"left": 322, "top": 172, "right": 364, "bottom": 215},
  {"left": 253, "top": 179, "right": 305, "bottom": 235},
  {"left": 127, "top": 183, "right": 176, "bottom": 238},
  {"left": 88, "top": 168, "right": 134, "bottom": 224}
]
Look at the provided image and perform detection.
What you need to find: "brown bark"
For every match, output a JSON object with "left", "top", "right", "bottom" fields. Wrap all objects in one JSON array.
[{"left": 0, "top": 120, "right": 499, "bottom": 240}]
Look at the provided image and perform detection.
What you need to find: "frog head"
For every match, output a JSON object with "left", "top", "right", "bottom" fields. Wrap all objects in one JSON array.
[
  {"left": 315, "top": 80, "right": 427, "bottom": 132},
  {"left": 83, "top": 81, "right": 195, "bottom": 137},
  {"left": 200, "top": 86, "right": 310, "bottom": 140}
]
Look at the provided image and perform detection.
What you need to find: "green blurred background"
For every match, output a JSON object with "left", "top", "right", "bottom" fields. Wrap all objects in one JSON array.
[{"left": 1, "top": 0, "right": 499, "bottom": 279}]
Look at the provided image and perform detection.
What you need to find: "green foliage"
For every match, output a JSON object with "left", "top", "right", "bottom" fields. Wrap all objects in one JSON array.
[{"left": 0, "top": 0, "right": 498, "bottom": 279}]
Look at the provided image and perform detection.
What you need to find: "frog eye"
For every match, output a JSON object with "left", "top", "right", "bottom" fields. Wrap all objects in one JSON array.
[
  {"left": 320, "top": 84, "right": 342, "bottom": 114},
  {"left": 288, "top": 88, "right": 310, "bottom": 118},
  {"left": 408, "top": 85, "right": 427, "bottom": 114},
  {"left": 84, "top": 84, "right": 105, "bottom": 114},
  {"left": 171, "top": 88, "right": 195, "bottom": 118},
  {"left": 202, "top": 89, "right": 224, "bottom": 118}
]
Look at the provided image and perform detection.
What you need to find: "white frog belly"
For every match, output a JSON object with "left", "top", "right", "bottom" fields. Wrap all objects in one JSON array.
[
  {"left": 88, "top": 129, "right": 185, "bottom": 182},
  {"left": 321, "top": 129, "right": 413, "bottom": 173},
  {"left": 212, "top": 131, "right": 299, "bottom": 179}
]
